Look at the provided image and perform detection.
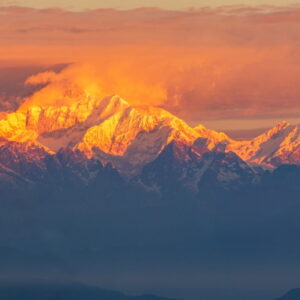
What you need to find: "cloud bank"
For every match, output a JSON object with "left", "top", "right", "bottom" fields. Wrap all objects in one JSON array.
[{"left": 1, "top": 5, "right": 300, "bottom": 128}]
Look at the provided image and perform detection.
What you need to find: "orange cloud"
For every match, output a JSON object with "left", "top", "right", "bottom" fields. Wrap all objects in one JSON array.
[
  {"left": 1, "top": 6, "right": 300, "bottom": 127},
  {"left": 25, "top": 71, "right": 57, "bottom": 85},
  {"left": 21, "top": 61, "right": 168, "bottom": 109}
]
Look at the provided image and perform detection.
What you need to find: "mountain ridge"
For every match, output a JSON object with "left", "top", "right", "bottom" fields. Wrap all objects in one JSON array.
[
  {"left": 0, "top": 94, "right": 299, "bottom": 177},
  {"left": 0, "top": 281, "right": 179, "bottom": 300},
  {"left": 275, "top": 288, "right": 300, "bottom": 300}
]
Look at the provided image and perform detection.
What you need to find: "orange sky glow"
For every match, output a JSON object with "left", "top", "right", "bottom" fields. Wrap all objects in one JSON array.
[{"left": 1, "top": 5, "right": 300, "bottom": 133}]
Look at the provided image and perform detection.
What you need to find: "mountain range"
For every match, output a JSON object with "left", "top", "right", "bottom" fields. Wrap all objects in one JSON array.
[
  {"left": 1, "top": 93, "right": 300, "bottom": 196},
  {"left": 1, "top": 94, "right": 300, "bottom": 300}
]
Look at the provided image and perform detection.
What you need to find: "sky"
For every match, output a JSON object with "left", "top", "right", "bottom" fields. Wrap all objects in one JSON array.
[
  {"left": 1, "top": 0, "right": 297, "bottom": 10},
  {"left": 1, "top": 3, "right": 300, "bottom": 134}
]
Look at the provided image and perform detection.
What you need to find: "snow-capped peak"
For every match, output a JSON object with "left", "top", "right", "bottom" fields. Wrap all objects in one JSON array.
[
  {"left": 1, "top": 93, "right": 300, "bottom": 173},
  {"left": 228, "top": 121, "right": 300, "bottom": 166}
]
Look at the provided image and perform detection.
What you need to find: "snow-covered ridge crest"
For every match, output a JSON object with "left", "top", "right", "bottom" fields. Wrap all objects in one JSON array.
[
  {"left": 0, "top": 95, "right": 300, "bottom": 171},
  {"left": 0, "top": 96, "right": 194, "bottom": 141},
  {"left": 228, "top": 121, "right": 300, "bottom": 166},
  {"left": 0, "top": 94, "right": 230, "bottom": 172}
]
